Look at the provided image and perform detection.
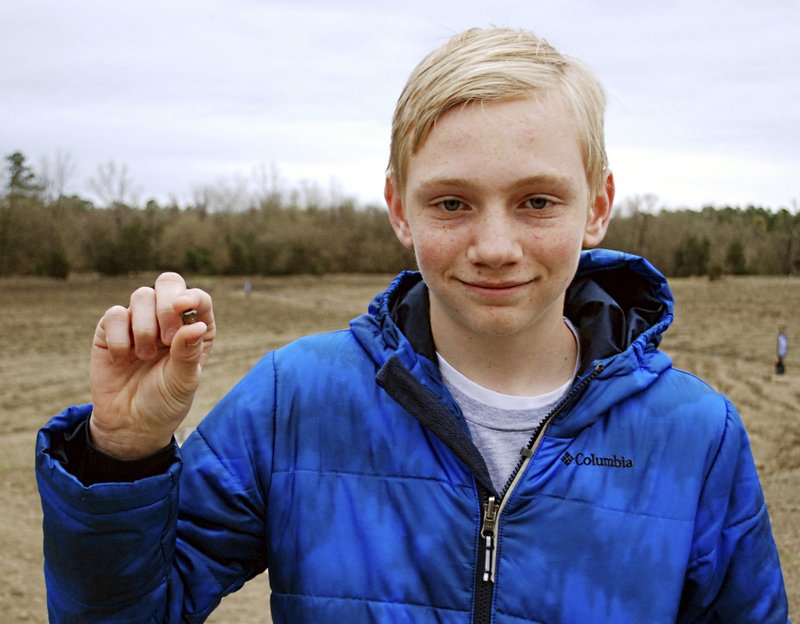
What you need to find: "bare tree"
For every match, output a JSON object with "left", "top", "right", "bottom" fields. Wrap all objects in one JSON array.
[
  {"left": 252, "top": 162, "right": 285, "bottom": 209},
  {"left": 191, "top": 174, "right": 252, "bottom": 213},
  {"left": 88, "top": 160, "right": 140, "bottom": 207},
  {"left": 39, "top": 149, "right": 79, "bottom": 203}
]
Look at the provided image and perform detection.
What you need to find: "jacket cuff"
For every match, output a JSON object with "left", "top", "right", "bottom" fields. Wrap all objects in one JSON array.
[
  {"left": 39, "top": 405, "right": 178, "bottom": 486},
  {"left": 81, "top": 417, "right": 177, "bottom": 485}
]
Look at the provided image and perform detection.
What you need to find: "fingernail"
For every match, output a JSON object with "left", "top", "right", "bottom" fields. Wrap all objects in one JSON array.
[{"left": 164, "top": 327, "right": 177, "bottom": 343}]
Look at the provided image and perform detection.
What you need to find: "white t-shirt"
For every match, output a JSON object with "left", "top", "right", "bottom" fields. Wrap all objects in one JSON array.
[{"left": 437, "top": 320, "right": 580, "bottom": 493}]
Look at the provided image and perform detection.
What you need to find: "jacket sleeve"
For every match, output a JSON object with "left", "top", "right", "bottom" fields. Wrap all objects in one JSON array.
[
  {"left": 35, "top": 353, "right": 276, "bottom": 623},
  {"left": 680, "top": 398, "right": 790, "bottom": 623}
]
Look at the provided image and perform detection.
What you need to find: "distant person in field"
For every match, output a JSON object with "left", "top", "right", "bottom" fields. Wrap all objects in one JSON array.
[
  {"left": 776, "top": 325, "right": 788, "bottom": 374},
  {"left": 35, "top": 27, "right": 789, "bottom": 623}
]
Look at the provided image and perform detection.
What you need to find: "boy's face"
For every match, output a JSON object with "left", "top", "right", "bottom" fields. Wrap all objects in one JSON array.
[{"left": 385, "top": 93, "right": 613, "bottom": 345}]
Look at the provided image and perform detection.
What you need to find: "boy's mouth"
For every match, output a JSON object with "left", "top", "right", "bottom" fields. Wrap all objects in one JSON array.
[{"left": 459, "top": 278, "right": 534, "bottom": 293}]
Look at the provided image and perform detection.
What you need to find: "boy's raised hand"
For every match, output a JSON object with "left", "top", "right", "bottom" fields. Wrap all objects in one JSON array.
[{"left": 88, "top": 272, "right": 215, "bottom": 460}]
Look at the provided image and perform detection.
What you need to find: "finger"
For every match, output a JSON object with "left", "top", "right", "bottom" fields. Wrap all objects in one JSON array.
[
  {"left": 96, "top": 305, "right": 132, "bottom": 363},
  {"left": 129, "top": 286, "right": 159, "bottom": 359},
  {"left": 154, "top": 272, "right": 188, "bottom": 345}
]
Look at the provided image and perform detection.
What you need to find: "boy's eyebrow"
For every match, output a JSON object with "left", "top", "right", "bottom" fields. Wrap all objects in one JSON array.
[
  {"left": 508, "top": 174, "right": 574, "bottom": 192},
  {"left": 415, "top": 174, "right": 575, "bottom": 193},
  {"left": 414, "top": 177, "right": 479, "bottom": 195}
]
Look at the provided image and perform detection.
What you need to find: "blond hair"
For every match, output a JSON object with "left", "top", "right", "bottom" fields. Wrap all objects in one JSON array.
[{"left": 388, "top": 27, "right": 608, "bottom": 194}]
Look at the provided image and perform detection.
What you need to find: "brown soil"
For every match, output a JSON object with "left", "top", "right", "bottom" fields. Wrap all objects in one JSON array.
[{"left": 1, "top": 273, "right": 796, "bottom": 621}]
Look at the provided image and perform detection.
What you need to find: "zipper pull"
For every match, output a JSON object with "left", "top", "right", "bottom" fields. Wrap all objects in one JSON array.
[{"left": 481, "top": 495, "right": 498, "bottom": 583}]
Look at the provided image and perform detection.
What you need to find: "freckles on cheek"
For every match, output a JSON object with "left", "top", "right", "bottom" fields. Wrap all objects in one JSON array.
[
  {"left": 413, "top": 245, "right": 439, "bottom": 273},
  {"left": 535, "top": 229, "right": 582, "bottom": 254},
  {"left": 412, "top": 234, "right": 450, "bottom": 268},
  {"left": 530, "top": 233, "right": 584, "bottom": 277}
]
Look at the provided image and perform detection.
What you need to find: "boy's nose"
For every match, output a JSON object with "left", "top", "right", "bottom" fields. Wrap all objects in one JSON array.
[{"left": 466, "top": 211, "right": 523, "bottom": 268}]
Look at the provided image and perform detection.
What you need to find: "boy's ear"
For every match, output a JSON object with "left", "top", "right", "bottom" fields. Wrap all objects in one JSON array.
[
  {"left": 583, "top": 170, "right": 615, "bottom": 248},
  {"left": 385, "top": 176, "right": 414, "bottom": 249}
]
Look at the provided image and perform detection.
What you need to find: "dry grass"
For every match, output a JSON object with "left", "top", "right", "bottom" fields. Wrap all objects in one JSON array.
[{"left": 1, "top": 273, "right": 796, "bottom": 621}]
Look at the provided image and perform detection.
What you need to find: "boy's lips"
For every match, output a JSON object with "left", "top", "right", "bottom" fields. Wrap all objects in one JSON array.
[{"left": 459, "top": 278, "right": 534, "bottom": 294}]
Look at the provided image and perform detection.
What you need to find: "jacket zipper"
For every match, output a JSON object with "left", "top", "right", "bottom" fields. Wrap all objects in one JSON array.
[
  {"left": 472, "top": 363, "right": 605, "bottom": 624},
  {"left": 473, "top": 486, "right": 495, "bottom": 624},
  {"left": 480, "top": 495, "right": 499, "bottom": 582}
]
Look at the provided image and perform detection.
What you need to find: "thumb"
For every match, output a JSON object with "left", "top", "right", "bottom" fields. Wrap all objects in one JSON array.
[{"left": 163, "top": 322, "right": 207, "bottom": 399}]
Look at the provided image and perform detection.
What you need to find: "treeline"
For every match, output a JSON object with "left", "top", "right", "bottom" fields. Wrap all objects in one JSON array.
[
  {"left": 0, "top": 151, "right": 415, "bottom": 278},
  {"left": 604, "top": 195, "right": 800, "bottom": 278},
  {"left": 1, "top": 151, "right": 798, "bottom": 279}
]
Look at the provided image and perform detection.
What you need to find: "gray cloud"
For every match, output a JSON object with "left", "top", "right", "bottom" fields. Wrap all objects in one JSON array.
[{"left": 1, "top": 0, "right": 798, "bottom": 209}]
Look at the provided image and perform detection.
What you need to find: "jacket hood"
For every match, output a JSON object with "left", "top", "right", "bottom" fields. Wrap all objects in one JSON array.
[
  {"left": 554, "top": 249, "right": 674, "bottom": 436},
  {"left": 350, "top": 249, "right": 675, "bottom": 438}
]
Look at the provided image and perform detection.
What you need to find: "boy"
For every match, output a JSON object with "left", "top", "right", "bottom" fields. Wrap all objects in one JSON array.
[{"left": 36, "top": 27, "right": 789, "bottom": 622}]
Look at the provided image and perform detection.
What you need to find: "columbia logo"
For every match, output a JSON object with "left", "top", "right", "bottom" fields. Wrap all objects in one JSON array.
[{"left": 561, "top": 451, "right": 634, "bottom": 469}]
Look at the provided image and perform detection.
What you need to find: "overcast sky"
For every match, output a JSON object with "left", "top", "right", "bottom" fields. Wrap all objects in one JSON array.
[{"left": 2, "top": 0, "right": 798, "bottom": 210}]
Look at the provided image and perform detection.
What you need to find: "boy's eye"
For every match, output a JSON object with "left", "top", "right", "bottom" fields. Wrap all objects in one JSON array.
[
  {"left": 525, "top": 197, "right": 552, "bottom": 210},
  {"left": 438, "top": 199, "right": 464, "bottom": 212}
]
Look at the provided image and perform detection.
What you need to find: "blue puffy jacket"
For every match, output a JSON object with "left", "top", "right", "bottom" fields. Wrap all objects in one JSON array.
[{"left": 36, "top": 249, "right": 789, "bottom": 623}]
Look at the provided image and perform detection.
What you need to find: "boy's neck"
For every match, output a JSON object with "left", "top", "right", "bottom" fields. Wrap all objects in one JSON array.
[{"left": 431, "top": 307, "right": 578, "bottom": 397}]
